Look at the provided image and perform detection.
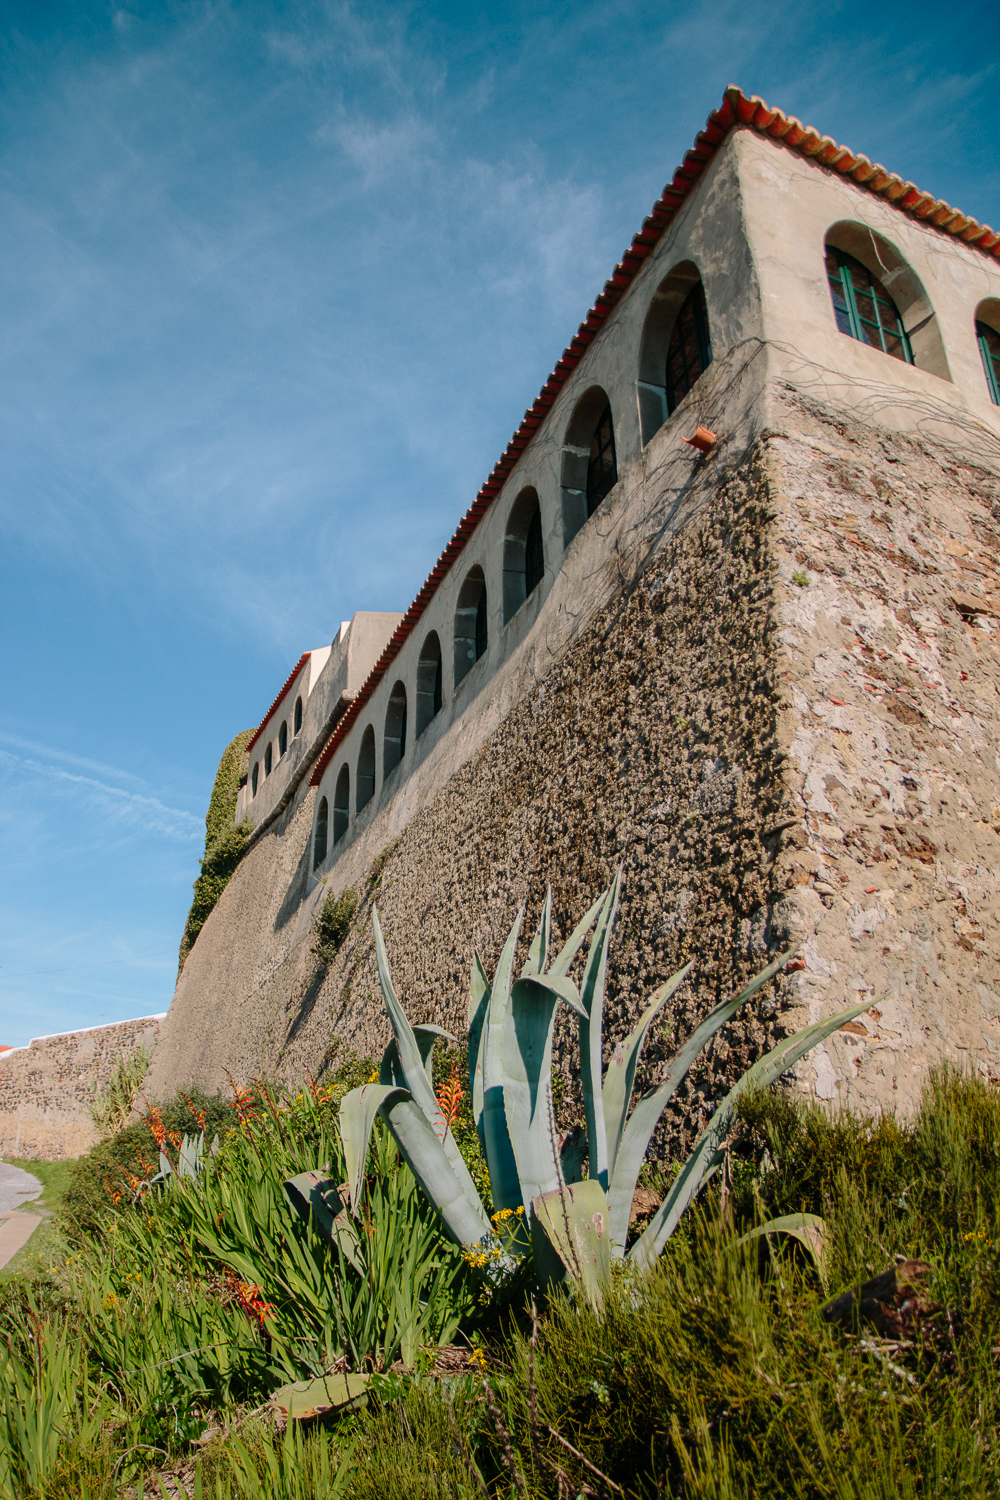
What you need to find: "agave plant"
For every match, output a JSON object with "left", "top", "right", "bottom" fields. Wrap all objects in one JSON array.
[{"left": 338, "top": 874, "right": 866, "bottom": 1294}]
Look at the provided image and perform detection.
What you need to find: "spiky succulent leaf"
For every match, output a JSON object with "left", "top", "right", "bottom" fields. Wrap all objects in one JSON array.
[
  {"left": 627, "top": 1002, "right": 869, "bottom": 1270},
  {"left": 480, "top": 907, "right": 525, "bottom": 1213},
  {"left": 379, "top": 1024, "right": 455, "bottom": 1090},
  {"left": 606, "top": 946, "right": 798, "bottom": 1250},
  {"left": 577, "top": 874, "right": 621, "bottom": 1191},
  {"left": 380, "top": 1092, "right": 492, "bottom": 1246},
  {"left": 547, "top": 890, "right": 605, "bottom": 979},
  {"left": 736, "top": 1213, "right": 825, "bottom": 1269},
  {"left": 522, "top": 888, "right": 553, "bottom": 977},
  {"left": 283, "top": 1170, "right": 362, "bottom": 1271},
  {"left": 340, "top": 1083, "right": 410, "bottom": 1214},
  {"left": 602, "top": 962, "right": 692, "bottom": 1180},
  {"left": 270, "top": 1372, "right": 370, "bottom": 1419},
  {"left": 468, "top": 954, "right": 491, "bottom": 1151},
  {"left": 503, "top": 976, "right": 564, "bottom": 1214},
  {"left": 531, "top": 1182, "right": 612, "bottom": 1309},
  {"left": 372, "top": 905, "right": 481, "bottom": 1200}
]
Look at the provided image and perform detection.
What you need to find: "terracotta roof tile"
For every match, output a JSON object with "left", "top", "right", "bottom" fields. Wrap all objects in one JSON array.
[
  {"left": 306, "top": 85, "right": 999, "bottom": 789},
  {"left": 246, "top": 652, "right": 311, "bottom": 755}
]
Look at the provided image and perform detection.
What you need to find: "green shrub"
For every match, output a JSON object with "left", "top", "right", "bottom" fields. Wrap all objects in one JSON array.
[
  {"left": 312, "top": 885, "right": 359, "bottom": 966},
  {"left": 87, "top": 1044, "right": 151, "bottom": 1138},
  {"left": 60, "top": 1086, "right": 236, "bottom": 1246},
  {"left": 178, "top": 728, "right": 254, "bottom": 968}
]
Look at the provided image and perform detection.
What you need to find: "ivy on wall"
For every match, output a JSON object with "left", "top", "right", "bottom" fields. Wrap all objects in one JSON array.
[{"left": 178, "top": 729, "right": 254, "bottom": 971}]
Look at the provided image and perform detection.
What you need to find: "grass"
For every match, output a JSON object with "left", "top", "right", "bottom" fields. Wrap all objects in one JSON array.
[{"left": 1, "top": 1065, "right": 998, "bottom": 1498}]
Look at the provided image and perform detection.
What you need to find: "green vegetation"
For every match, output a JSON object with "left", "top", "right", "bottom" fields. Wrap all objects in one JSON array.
[
  {"left": 178, "top": 729, "right": 254, "bottom": 969},
  {"left": 312, "top": 884, "right": 359, "bottom": 966},
  {"left": 87, "top": 1045, "right": 151, "bottom": 1138},
  {"left": 1, "top": 1064, "right": 998, "bottom": 1496}
]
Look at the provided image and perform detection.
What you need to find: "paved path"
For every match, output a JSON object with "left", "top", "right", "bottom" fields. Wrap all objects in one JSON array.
[
  {"left": 0, "top": 1162, "right": 42, "bottom": 1214},
  {"left": 0, "top": 1212, "right": 42, "bottom": 1270}
]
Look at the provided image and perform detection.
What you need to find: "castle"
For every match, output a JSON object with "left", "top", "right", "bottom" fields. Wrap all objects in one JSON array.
[{"left": 129, "top": 87, "right": 1000, "bottom": 1132}]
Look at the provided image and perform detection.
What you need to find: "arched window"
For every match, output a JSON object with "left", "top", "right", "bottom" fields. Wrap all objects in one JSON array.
[
  {"left": 665, "top": 283, "right": 713, "bottom": 415},
  {"left": 357, "top": 726, "right": 376, "bottom": 812},
  {"left": 586, "top": 405, "right": 617, "bottom": 516},
  {"left": 416, "top": 631, "right": 443, "bottom": 737},
  {"left": 455, "top": 567, "right": 488, "bottom": 686},
  {"left": 278, "top": 720, "right": 288, "bottom": 757},
  {"left": 976, "top": 306, "right": 1000, "bottom": 405},
  {"left": 384, "top": 682, "right": 407, "bottom": 776},
  {"left": 826, "top": 246, "right": 913, "bottom": 364},
  {"left": 560, "top": 386, "right": 616, "bottom": 544},
  {"left": 333, "top": 766, "right": 350, "bottom": 844},
  {"left": 313, "top": 797, "right": 328, "bottom": 869},
  {"left": 264, "top": 743, "right": 272, "bottom": 777},
  {"left": 503, "top": 489, "right": 545, "bottom": 623},
  {"left": 293, "top": 696, "right": 303, "bottom": 735},
  {"left": 251, "top": 763, "right": 259, "bottom": 797}
]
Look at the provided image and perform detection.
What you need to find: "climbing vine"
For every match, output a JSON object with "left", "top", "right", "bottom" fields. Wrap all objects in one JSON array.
[{"left": 178, "top": 729, "right": 254, "bottom": 970}]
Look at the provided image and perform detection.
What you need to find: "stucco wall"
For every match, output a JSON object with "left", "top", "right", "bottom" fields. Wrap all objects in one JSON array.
[{"left": 0, "top": 1015, "right": 162, "bottom": 1160}]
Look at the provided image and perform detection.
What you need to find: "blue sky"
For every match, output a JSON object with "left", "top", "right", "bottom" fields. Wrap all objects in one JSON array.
[{"left": 0, "top": 0, "right": 997, "bottom": 1048}]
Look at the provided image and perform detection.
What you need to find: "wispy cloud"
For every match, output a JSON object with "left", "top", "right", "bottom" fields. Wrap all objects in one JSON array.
[{"left": 0, "top": 749, "right": 201, "bottom": 842}]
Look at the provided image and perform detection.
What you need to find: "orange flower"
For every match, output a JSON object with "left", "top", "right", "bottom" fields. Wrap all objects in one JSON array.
[
  {"left": 145, "top": 1104, "right": 167, "bottom": 1149},
  {"left": 225, "top": 1271, "right": 275, "bottom": 1326},
  {"left": 435, "top": 1058, "right": 463, "bottom": 1131}
]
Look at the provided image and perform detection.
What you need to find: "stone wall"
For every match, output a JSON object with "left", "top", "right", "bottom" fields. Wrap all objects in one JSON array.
[
  {"left": 145, "top": 401, "right": 1000, "bottom": 1147},
  {"left": 0, "top": 1015, "right": 162, "bottom": 1160},
  {"left": 766, "top": 387, "right": 1000, "bottom": 1118},
  {"left": 147, "top": 445, "right": 795, "bottom": 1152}
]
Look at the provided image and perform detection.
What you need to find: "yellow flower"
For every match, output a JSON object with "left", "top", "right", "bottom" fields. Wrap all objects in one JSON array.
[
  {"left": 104, "top": 1293, "right": 117, "bottom": 1310},
  {"left": 468, "top": 1348, "right": 487, "bottom": 1370},
  {"left": 367, "top": 1070, "right": 380, "bottom": 1083}
]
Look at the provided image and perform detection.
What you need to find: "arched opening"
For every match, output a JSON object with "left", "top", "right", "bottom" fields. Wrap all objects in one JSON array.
[
  {"left": 975, "top": 300, "right": 1000, "bottom": 405},
  {"left": 455, "top": 567, "right": 488, "bottom": 686},
  {"left": 294, "top": 697, "right": 303, "bottom": 735},
  {"left": 333, "top": 766, "right": 350, "bottom": 844},
  {"left": 823, "top": 224, "right": 950, "bottom": 379},
  {"left": 251, "top": 763, "right": 259, "bottom": 797},
  {"left": 356, "top": 725, "right": 376, "bottom": 812},
  {"left": 560, "top": 386, "right": 617, "bottom": 545},
  {"left": 313, "top": 797, "right": 328, "bottom": 869},
  {"left": 637, "top": 262, "right": 712, "bottom": 443},
  {"left": 264, "top": 743, "right": 272, "bottom": 777},
  {"left": 278, "top": 720, "right": 288, "bottom": 758},
  {"left": 416, "top": 631, "right": 443, "bottom": 737},
  {"left": 503, "top": 488, "right": 545, "bottom": 623},
  {"left": 384, "top": 682, "right": 408, "bottom": 776}
]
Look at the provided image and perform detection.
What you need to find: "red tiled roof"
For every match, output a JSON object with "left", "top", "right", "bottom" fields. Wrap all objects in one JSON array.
[
  {"left": 308, "top": 85, "right": 999, "bottom": 788},
  {"left": 246, "top": 652, "right": 311, "bottom": 755}
]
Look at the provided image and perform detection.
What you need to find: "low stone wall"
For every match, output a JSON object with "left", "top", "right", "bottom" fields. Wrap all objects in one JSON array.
[{"left": 0, "top": 1015, "right": 162, "bottom": 1160}]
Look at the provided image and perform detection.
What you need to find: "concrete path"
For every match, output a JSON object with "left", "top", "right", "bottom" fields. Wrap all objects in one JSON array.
[
  {"left": 0, "top": 1161, "right": 42, "bottom": 1214},
  {"left": 0, "top": 1212, "right": 42, "bottom": 1270}
]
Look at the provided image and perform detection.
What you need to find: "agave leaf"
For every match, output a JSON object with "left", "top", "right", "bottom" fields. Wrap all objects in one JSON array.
[
  {"left": 578, "top": 873, "right": 621, "bottom": 1191},
  {"left": 606, "top": 946, "right": 799, "bottom": 1250},
  {"left": 468, "top": 953, "right": 491, "bottom": 1151},
  {"left": 380, "top": 1031, "right": 454, "bottom": 1089},
  {"left": 481, "top": 907, "right": 526, "bottom": 1213},
  {"left": 177, "top": 1133, "right": 203, "bottom": 1179},
  {"left": 627, "top": 1002, "right": 870, "bottom": 1271},
  {"left": 380, "top": 1092, "right": 492, "bottom": 1246},
  {"left": 602, "top": 962, "right": 692, "bottom": 1180},
  {"left": 270, "top": 1372, "right": 370, "bottom": 1420},
  {"left": 503, "top": 976, "right": 564, "bottom": 1214},
  {"left": 548, "top": 890, "right": 606, "bottom": 980},
  {"left": 283, "top": 1170, "right": 363, "bottom": 1271},
  {"left": 560, "top": 1126, "right": 588, "bottom": 1185},
  {"left": 522, "top": 888, "right": 553, "bottom": 977},
  {"left": 372, "top": 906, "right": 481, "bottom": 1201},
  {"left": 531, "top": 1182, "right": 613, "bottom": 1309},
  {"left": 340, "top": 1083, "right": 410, "bottom": 1214},
  {"left": 736, "top": 1213, "right": 826, "bottom": 1269}
]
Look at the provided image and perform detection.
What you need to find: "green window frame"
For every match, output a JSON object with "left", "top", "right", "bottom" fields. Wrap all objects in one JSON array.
[
  {"left": 976, "top": 320, "right": 1000, "bottom": 406},
  {"left": 826, "top": 246, "right": 913, "bottom": 365}
]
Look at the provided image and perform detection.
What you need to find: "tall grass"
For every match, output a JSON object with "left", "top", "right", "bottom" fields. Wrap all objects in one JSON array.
[{"left": 1, "top": 1066, "right": 997, "bottom": 1498}]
